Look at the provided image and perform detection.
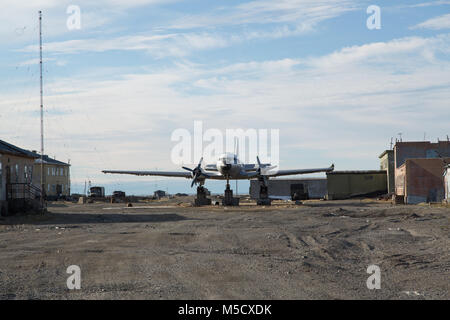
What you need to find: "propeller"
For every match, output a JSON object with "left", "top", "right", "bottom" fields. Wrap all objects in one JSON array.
[
  {"left": 182, "top": 157, "right": 203, "bottom": 187},
  {"left": 256, "top": 156, "right": 278, "bottom": 186},
  {"left": 256, "top": 156, "right": 276, "bottom": 174},
  {"left": 256, "top": 156, "right": 262, "bottom": 174},
  {"left": 256, "top": 156, "right": 268, "bottom": 186}
]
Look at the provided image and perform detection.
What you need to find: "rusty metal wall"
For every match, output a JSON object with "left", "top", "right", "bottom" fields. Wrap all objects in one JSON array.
[
  {"left": 404, "top": 158, "right": 449, "bottom": 204},
  {"left": 394, "top": 141, "right": 450, "bottom": 199},
  {"left": 395, "top": 141, "right": 450, "bottom": 168}
]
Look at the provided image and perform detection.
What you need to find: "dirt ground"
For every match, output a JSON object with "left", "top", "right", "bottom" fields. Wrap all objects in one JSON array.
[{"left": 0, "top": 197, "right": 449, "bottom": 300}]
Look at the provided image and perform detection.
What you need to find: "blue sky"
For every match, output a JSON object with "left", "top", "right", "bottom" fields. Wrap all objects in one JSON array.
[{"left": 1, "top": 0, "right": 450, "bottom": 195}]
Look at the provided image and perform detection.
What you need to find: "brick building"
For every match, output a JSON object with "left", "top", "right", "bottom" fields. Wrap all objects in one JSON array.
[{"left": 394, "top": 141, "right": 450, "bottom": 204}]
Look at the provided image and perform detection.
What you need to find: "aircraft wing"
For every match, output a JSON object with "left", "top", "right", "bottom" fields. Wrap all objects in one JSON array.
[
  {"left": 243, "top": 163, "right": 271, "bottom": 172},
  {"left": 102, "top": 170, "right": 192, "bottom": 178},
  {"left": 204, "top": 164, "right": 218, "bottom": 171},
  {"left": 263, "top": 164, "right": 334, "bottom": 177}
]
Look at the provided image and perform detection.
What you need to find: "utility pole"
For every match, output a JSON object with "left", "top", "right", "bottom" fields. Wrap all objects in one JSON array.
[{"left": 39, "top": 11, "right": 45, "bottom": 213}]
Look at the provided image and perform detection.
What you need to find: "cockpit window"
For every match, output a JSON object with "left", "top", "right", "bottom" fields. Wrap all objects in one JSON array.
[{"left": 219, "top": 154, "right": 239, "bottom": 164}]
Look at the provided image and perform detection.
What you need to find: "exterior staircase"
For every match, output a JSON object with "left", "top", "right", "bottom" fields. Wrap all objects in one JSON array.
[{"left": 5, "top": 183, "right": 44, "bottom": 215}]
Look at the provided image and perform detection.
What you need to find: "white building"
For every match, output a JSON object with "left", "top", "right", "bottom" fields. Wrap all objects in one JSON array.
[{"left": 445, "top": 165, "right": 450, "bottom": 203}]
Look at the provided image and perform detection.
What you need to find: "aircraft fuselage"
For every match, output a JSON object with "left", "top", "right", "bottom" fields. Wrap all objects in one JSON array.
[{"left": 216, "top": 153, "right": 247, "bottom": 179}]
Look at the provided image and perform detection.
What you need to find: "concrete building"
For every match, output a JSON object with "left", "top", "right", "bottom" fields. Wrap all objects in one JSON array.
[
  {"left": 395, "top": 158, "right": 450, "bottom": 204},
  {"left": 394, "top": 141, "right": 450, "bottom": 203},
  {"left": 326, "top": 171, "right": 387, "bottom": 200},
  {"left": 31, "top": 154, "right": 71, "bottom": 200},
  {"left": 154, "top": 190, "right": 167, "bottom": 199},
  {"left": 394, "top": 141, "right": 450, "bottom": 169},
  {"left": 379, "top": 150, "right": 395, "bottom": 194},
  {"left": 0, "top": 140, "right": 40, "bottom": 216},
  {"left": 445, "top": 165, "right": 450, "bottom": 203},
  {"left": 250, "top": 178, "right": 327, "bottom": 200}
]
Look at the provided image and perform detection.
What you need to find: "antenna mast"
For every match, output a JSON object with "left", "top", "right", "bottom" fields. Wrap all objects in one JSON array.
[{"left": 39, "top": 11, "right": 45, "bottom": 212}]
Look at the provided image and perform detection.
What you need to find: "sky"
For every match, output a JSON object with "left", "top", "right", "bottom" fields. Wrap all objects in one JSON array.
[{"left": 1, "top": 0, "right": 450, "bottom": 195}]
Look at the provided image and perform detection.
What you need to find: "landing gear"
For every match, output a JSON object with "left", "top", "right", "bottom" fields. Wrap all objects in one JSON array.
[
  {"left": 257, "top": 178, "right": 272, "bottom": 206},
  {"left": 222, "top": 179, "right": 239, "bottom": 206},
  {"left": 194, "top": 185, "right": 211, "bottom": 206}
]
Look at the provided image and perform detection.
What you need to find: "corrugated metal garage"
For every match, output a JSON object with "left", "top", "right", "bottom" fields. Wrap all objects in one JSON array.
[
  {"left": 250, "top": 178, "right": 327, "bottom": 200},
  {"left": 326, "top": 170, "right": 387, "bottom": 200}
]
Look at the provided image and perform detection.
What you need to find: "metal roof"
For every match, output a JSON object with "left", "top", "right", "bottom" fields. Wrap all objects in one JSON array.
[
  {"left": 327, "top": 170, "right": 387, "bottom": 175},
  {"left": 0, "top": 139, "right": 69, "bottom": 165},
  {"left": 0, "top": 139, "right": 38, "bottom": 158},
  {"left": 379, "top": 149, "right": 393, "bottom": 159},
  {"left": 33, "top": 154, "right": 70, "bottom": 166}
]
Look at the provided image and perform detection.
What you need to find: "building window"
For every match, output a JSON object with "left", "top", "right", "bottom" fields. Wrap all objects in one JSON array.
[
  {"left": 0, "top": 162, "right": 2, "bottom": 190},
  {"left": 48, "top": 167, "right": 50, "bottom": 176},
  {"left": 48, "top": 184, "right": 50, "bottom": 192},
  {"left": 23, "top": 165, "right": 32, "bottom": 182},
  {"left": 15, "top": 164, "right": 19, "bottom": 182},
  {"left": 52, "top": 167, "right": 55, "bottom": 176}
]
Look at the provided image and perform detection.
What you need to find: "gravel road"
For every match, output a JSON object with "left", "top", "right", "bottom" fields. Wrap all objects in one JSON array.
[{"left": 0, "top": 198, "right": 448, "bottom": 299}]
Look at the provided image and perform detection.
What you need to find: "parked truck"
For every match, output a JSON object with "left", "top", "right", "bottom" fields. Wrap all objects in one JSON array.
[{"left": 88, "top": 186, "right": 105, "bottom": 198}]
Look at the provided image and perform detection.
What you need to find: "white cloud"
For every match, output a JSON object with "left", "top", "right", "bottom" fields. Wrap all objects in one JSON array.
[
  {"left": 15, "top": 1, "right": 361, "bottom": 57},
  {"left": 307, "top": 34, "right": 450, "bottom": 68},
  {"left": 16, "top": 57, "right": 55, "bottom": 66},
  {"left": 0, "top": 0, "right": 182, "bottom": 45},
  {"left": 18, "top": 32, "right": 232, "bottom": 58},
  {"left": 168, "top": 0, "right": 357, "bottom": 30},
  {"left": 411, "top": 14, "right": 450, "bottom": 30},
  {"left": 406, "top": 1, "right": 450, "bottom": 8},
  {"left": 2, "top": 33, "right": 450, "bottom": 184}
]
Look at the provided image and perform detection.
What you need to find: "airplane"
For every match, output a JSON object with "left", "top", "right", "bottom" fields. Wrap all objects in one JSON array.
[{"left": 102, "top": 153, "right": 334, "bottom": 190}]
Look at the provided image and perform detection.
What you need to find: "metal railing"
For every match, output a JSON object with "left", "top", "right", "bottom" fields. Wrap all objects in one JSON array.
[{"left": 6, "top": 183, "right": 42, "bottom": 200}]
